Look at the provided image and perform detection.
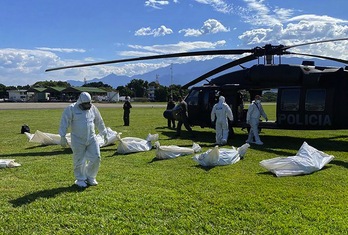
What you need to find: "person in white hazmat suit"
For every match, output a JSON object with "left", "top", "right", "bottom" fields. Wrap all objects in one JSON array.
[
  {"left": 210, "top": 96, "right": 234, "bottom": 146},
  {"left": 59, "top": 92, "right": 108, "bottom": 188},
  {"left": 246, "top": 95, "right": 268, "bottom": 145}
]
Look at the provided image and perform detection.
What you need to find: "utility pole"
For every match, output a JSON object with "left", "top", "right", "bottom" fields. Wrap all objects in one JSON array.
[{"left": 170, "top": 63, "right": 173, "bottom": 97}]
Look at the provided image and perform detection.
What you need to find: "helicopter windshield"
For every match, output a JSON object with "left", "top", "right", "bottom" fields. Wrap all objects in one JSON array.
[{"left": 185, "top": 89, "right": 199, "bottom": 105}]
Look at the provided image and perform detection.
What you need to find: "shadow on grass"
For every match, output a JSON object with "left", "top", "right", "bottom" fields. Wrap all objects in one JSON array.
[
  {"left": 147, "top": 156, "right": 196, "bottom": 163},
  {"left": 257, "top": 165, "right": 333, "bottom": 177},
  {"left": 159, "top": 128, "right": 348, "bottom": 154},
  {"left": 148, "top": 157, "right": 165, "bottom": 163},
  {"left": 106, "top": 151, "right": 150, "bottom": 158},
  {"left": 0, "top": 148, "right": 71, "bottom": 158},
  {"left": 257, "top": 171, "right": 275, "bottom": 176},
  {"left": 260, "top": 134, "right": 348, "bottom": 152},
  {"left": 330, "top": 160, "right": 348, "bottom": 169},
  {"left": 194, "top": 165, "right": 215, "bottom": 171},
  {"left": 157, "top": 126, "right": 348, "bottom": 153},
  {"left": 158, "top": 128, "right": 216, "bottom": 141},
  {"left": 155, "top": 126, "right": 176, "bottom": 131},
  {"left": 10, "top": 185, "right": 85, "bottom": 207}
]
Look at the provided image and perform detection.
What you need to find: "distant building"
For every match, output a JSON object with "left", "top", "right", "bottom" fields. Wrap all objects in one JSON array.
[
  {"left": 147, "top": 86, "right": 156, "bottom": 101},
  {"left": 60, "top": 86, "right": 108, "bottom": 101},
  {"left": 106, "top": 91, "right": 119, "bottom": 102},
  {"left": 6, "top": 86, "right": 120, "bottom": 102},
  {"left": 7, "top": 90, "right": 27, "bottom": 102},
  {"left": 43, "top": 87, "right": 66, "bottom": 101},
  {"left": 26, "top": 87, "right": 49, "bottom": 102}
]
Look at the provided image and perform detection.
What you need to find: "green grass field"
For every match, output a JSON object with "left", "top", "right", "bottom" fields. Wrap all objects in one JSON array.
[{"left": 0, "top": 103, "right": 348, "bottom": 234}]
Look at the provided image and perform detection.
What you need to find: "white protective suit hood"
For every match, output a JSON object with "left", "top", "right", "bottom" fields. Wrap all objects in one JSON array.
[
  {"left": 218, "top": 96, "right": 225, "bottom": 104},
  {"left": 214, "top": 96, "right": 226, "bottom": 110},
  {"left": 211, "top": 96, "right": 233, "bottom": 122},
  {"left": 78, "top": 92, "right": 92, "bottom": 104},
  {"left": 78, "top": 92, "right": 92, "bottom": 110}
]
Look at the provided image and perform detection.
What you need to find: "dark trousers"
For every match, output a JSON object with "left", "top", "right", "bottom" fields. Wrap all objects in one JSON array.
[
  {"left": 167, "top": 119, "right": 175, "bottom": 128},
  {"left": 176, "top": 119, "right": 193, "bottom": 136},
  {"left": 123, "top": 111, "right": 130, "bottom": 126}
]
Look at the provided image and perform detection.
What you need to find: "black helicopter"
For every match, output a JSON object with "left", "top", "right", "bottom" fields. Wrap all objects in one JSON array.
[{"left": 46, "top": 38, "right": 348, "bottom": 131}]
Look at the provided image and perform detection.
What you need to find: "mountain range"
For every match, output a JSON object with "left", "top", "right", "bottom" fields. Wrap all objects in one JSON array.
[
  {"left": 67, "top": 56, "right": 342, "bottom": 88},
  {"left": 67, "top": 58, "right": 240, "bottom": 88}
]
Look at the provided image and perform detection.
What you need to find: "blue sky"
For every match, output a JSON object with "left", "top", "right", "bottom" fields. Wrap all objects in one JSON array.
[{"left": 1, "top": 0, "right": 348, "bottom": 86}]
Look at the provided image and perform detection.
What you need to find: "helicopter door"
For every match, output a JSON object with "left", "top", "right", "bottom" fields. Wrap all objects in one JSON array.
[
  {"left": 185, "top": 89, "right": 201, "bottom": 126},
  {"left": 202, "top": 89, "right": 217, "bottom": 127},
  {"left": 186, "top": 88, "right": 216, "bottom": 128}
]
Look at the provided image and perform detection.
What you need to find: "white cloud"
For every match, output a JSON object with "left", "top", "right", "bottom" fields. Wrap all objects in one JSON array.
[
  {"left": 239, "top": 15, "right": 348, "bottom": 45},
  {"left": 274, "top": 7, "right": 294, "bottom": 21},
  {"left": 154, "top": 25, "right": 174, "bottom": 36},
  {"left": 135, "top": 25, "right": 173, "bottom": 37},
  {"left": 145, "top": 0, "right": 169, "bottom": 9},
  {"left": 287, "top": 14, "right": 348, "bottom": 24},
  {"left": 135, "top": 27, "right": 152, "bottom": 36},
  {"left": 236, "top": 0, "right": 348, "bottom": 60},
  {"left": 240, "top": 0, "right": 284, "bottom": 26},
  {"left": 123, "top": 40, "right": 227, "bottom": 55},
  {"left": 194, "top": 0, "right": 233, "bottom": 14},
  {"left": 238, "top": 20, "right": 348, "bottom": 61},
  {"left": 0, "top": 49, "right": 57, "bottom": 72},
  {"left": 0, "top": 40, "right": 229, "bottom": 86},
  {"left": 179, "top": 28, "right": 202, "bottom": 37},
  {"left": 0, "top": 48, "right": 119, "bottom": 86},
  {"left": 179, "top": 19, "right": 230, "bottom": 37},
  {"left": 0, "top": 48, "right": 62, "bottom": 85},
  {"left": 35, "top": 47, "right": 86, "bottom": 53}
]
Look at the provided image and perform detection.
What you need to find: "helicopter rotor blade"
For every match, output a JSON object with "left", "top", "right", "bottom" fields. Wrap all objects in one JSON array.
[
  {"left": 45, "top": 49, "right": 252, "bottom": 72},
  {"left": 286, "top": 51, "right": 348, "bottom": 64},
  {"left": 182, "top": 54, "right": 256, "bottom": 89},
  {"left": 284, "top": 37, "right": 348, "bottom": 50}
]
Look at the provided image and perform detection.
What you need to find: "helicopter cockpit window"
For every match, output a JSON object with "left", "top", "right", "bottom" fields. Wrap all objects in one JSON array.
[
  {"left": 305, "top": 89, "right": 326, "bottom": 111},
  {"left": 281, "top": 89, "right": 300, "bottom": 111},
  {"left": 186, "top": 89, "right": 199, "bottom": 105},
  {"left": 203, "top": 90, "right": 216, "bottom": 110}
]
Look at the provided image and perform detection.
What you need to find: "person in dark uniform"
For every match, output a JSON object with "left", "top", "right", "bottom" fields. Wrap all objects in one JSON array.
[
  {"left": 123, "top": 96, "right": 132, "bottom": 126},
  {"left": 174, "top": 96, "right": 194, "bottom": 138},
  {"left": 166, "top": 96, "right": 176, "bottom": 129}
]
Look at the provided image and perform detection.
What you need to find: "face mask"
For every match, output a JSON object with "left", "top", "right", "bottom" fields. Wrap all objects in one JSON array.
[
  {"left": 79, "top": 102, "right": 92, "bottom": 110},
  {"left": 256, "top": 100, "right": 261, "bottom": 104}
]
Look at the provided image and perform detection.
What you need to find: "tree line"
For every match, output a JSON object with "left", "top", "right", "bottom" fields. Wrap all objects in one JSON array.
[
  {"left": 0, "top": 79, "right": 277, "bottom": 102},
  {"left": 0, "top": 79, "right": 188, "bottom": 102}
]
